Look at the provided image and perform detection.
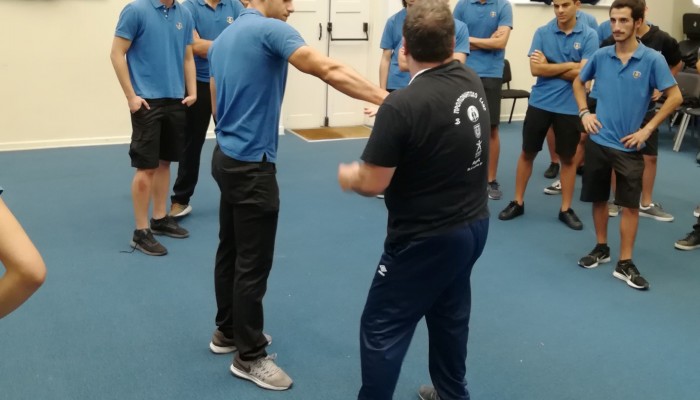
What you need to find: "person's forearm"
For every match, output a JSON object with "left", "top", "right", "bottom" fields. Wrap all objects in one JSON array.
[
  {"left": 531, "top": 62, "right": 577, "bottom": 78},
  {"left": 559, "top": 68, "right": 581, "bottom": 81},
  {"left": 326, "top": 64, "right": 388, "bottom": 105},
  {"left": 110, "top": 52, "right": 137, "bottom": 99},
  {"left": 470, "top": 36, "right": 507, "bottom": 50},
  {"left": 645, "top": 89, "right": 682, "bottom": 131},
  {"left": 572, "top": 77, "right": 588, "bottom": 111},
  {"left": 379, "top": 58, "right": 390, "bottom": 90},
  {"left": 193, "top": 37, "right": 213, "bottom": 59},
  {"left": 184, "top": 51, "right": 197, "bottom": 98}
]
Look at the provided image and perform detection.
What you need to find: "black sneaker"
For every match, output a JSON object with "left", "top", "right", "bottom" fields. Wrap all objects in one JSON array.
[
  {"left": 559, "top": 208, "right": 583, "bottom": 230},
  {"left": 578, "top": 244, "right": 610, "bottom": 268},
  {"left": 544, "top": 162, "right": 559, "bottom": 179},
  {"left": 498, "top": 201, "right": 524, "bottom": 220},
  {"left": 130, "top": 229, "right": 167, "bottom": 256},
  {"left": 674, "top": 231, "right": 700, "bottom": 251},
  {"left": 613, "top": 260, "right": 649, "bottom": 290},
  {"left": 150, "top": 215, "right": 189, "bottom": 238}
]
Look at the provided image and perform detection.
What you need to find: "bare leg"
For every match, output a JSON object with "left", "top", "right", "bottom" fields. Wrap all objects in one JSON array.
[
  {"left": 514, "top": 151, "right": 537, "bottom": 204},
  {"left": 488, "top": 125, "right": 500, "bottom": 182},
  {"left": 0, "top": 198, "right": 46, "bottom": 319},
  {"left": 559, "top": 155, "right": 576, "bottom": 211},
  {"left": 619, "top": 207, "right": 639, "bottom": 260},
  {"left": 640, "top": 154, "right": 657, "bottom": 207},
  {"left": 152, "top": 161, "right": 171, "bottom": 220},
  {"left": 592, "top": 201, "right": 609, "bottom": 244},
  {"left": 132, "top": 168, "right": 157, "bottom": 229},
  {"left": 546, "top": 126, "right": 559, "bottom": 164}
]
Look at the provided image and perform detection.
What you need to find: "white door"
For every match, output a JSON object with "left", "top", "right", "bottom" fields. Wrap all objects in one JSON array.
[
  {"left": 327, "top": 0, "right": 371, "bottom": 126},
  {"left": 283, "top": 0, "right": 371, "bottom": 129},
  {"left": 284, "top": 0, "right": 329, "bottom": 129}
]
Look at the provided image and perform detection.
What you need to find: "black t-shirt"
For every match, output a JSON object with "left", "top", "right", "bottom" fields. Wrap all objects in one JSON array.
[
  {"left": 361, "top": 61, "right": 490, "bottom": 244},
  {"left": 601, "top": 25, "right": 682, "bottom": 67}
]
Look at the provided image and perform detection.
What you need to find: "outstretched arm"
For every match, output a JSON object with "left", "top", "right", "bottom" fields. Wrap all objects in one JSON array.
[
  {"left": 0, "top": 198, "right": 46, "bottom": 319},
  {"left": 289, "top": 45, "right": 388, "bottom": 105}
]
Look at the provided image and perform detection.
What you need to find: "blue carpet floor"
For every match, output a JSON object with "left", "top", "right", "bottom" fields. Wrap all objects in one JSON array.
[{"left": 1, "top": 122, "right": 699, "bottom": 400}]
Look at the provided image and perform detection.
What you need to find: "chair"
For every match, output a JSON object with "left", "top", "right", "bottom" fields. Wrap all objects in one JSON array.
[
  {"left": 672, "top": 72, "right": 700, "bottom": 152},
  {"left": 501, "top": 59, "right": 530, "bottom": 123},
  {"left": 679, "top": 14, "right": 700, "bottom": 70}
]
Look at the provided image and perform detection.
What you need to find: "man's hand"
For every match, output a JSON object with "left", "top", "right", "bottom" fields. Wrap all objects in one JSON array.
[
  {"left": 182, "top": 95, "right": 197, "bottom": 107},
  {"left": 651, "top": 89, "right": 662, "bottom": 102},
  {"left": 621, "top": 127, "right": 653, "bottom": 150},
  {"left": 364, "top": 107, "right": 378, "bottom": 118},
  {"left": 581, "top": 113, "right": 602, "bottom": 134},
  {"left": 338, "top": 162, "right": 360, "bottom": 191},
  {"left": 128, "top": 96, "right": 150, "bottom": 113},
  {"left": 530, "top": 50, "right": 549, "bottom": 65}
]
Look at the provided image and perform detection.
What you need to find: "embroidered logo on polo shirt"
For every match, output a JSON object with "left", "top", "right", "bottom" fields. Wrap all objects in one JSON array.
[
  {"left": 474, "top": 124, "right": 482, "bottom": 139},
  {"left": 377, "top": 265, "right": 387, "bottom": 277},
  {"left": 467, "top": 105, "right": 479, "bottom": 122},
  {"left": 227, "top": 16, "right": 234, "bottom": 24},
  {"left": 573, "top": 42, "right": 581, "bottom": 50},
  {"left": 633, "top": 71, "right": 642, "bottom": 79},
  {"left": 176, "top": 22, "right": 183, "bottom": 30},
  {"left": 490, "top": 11, "right": 496, "bottom": 18}
]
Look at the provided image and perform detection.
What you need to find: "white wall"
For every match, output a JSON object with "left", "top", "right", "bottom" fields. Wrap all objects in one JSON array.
[{"left": 0, "top": 0, "right": 685, "bottom": 151}]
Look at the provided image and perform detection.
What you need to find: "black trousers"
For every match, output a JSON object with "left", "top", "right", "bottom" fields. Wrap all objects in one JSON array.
[
  {"left": 171, "top": 80, "right": 212, "bottom": 205},
  {"left": 211, "top": 145, "right": 279, "bottom": 361}
]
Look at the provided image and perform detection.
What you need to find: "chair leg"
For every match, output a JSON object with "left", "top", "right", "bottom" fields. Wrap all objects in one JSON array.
[
  {"left": 509, "top": 99, "right": 516, "bottom": 124},
  {"left": 673, "top": 114, "right": 690, "bottom": 152}
]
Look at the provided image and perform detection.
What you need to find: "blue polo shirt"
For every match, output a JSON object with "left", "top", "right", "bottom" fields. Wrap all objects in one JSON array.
[
  {"left": 182, "top": 0, "right": 244, "bottom": 82},
  {"left": 580, "top": 44, "right": 677, "bottom": 152},
  {"left": 208, "top": 9, "right": 305, "bottom": 162},
  {"left": 597, "top": 20, "right": 611, "bottom": 44},
  {"left": 115, "top": 0, "right": 194, "bottom": 99},
  {"left": 576, "top": 10, "right": 599, "bottom": 31},
  {"left": 454, "top": 18, "right": 471, "bottom": 57},
  {"left": 380, "top": 8, "right": 410, "bottom": 90},
  {"left": 528, "top": 18, "right": 598, "bottom": 115},
  {"left": 454, "top": 0, "right": 513, "bottom": 78}
]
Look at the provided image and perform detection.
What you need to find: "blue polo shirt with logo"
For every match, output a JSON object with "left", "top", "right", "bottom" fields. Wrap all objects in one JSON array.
[
  {"left": 380, "top": 8, "right": 410, "bottom": 90},
  {"left": 183, "top": 0, "right": 244, "bottom": 82},
  {"left": 115, "top": 0, "right": 194, "bottom": 99},
  {"left": 580, "top": 44, "right": 677, "bottom": 152},
  {"left": 528, "top": 18, "right": 598, "bottom": 115},
  {"left": 454, "top": 0, "right": 513, "bottom": 79},
  {"left": 208, "top": 9, "right": 305, "bottom": 162},
  {"left": 576, "top": 10, "right": 599, "bottom": 31}
]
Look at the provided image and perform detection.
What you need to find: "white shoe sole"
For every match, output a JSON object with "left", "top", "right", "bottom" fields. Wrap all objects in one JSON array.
[
  {"left": 210, "top": 342, "right": 236, "bottom": 354},
  {"left": 674, "top": 243, "right": 700, "bottom": 251},
  {"left": 693, "top": 210, "right": 700, "bottom": 218},
  {"left": 639, "top": 212, "right": 674, "bottom": 222},
  {"left": 230, "top": 364, "right": 292, "bottom": 391},
  {"left": 578, "top": 256, "right": 610, "bottom": 269},
  {"left": 612, "top": 271, "right": 649, "bottom": 290},
  {"left": 170, "top": 204, "right": 192, "bottom": 218}
]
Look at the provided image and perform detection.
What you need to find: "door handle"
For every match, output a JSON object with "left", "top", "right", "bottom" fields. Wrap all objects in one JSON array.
[{"left": 327, "top": 22, "right": 369, "bottom": 41}]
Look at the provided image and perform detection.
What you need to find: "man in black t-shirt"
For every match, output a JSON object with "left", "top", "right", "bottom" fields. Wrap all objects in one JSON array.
[
  {"left": 338, "top": 1, "right": 489, "bottom": 399},
  {"left": 597, "top": 0, "right": 682, "bottom": 222}
]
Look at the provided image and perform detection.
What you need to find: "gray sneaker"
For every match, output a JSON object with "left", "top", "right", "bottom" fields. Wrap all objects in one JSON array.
[
  {"left": 694, "top": 204, "right": 700, "bottom": 218},
  {"left": 639, "top": 203, "right": 674, "bottom": 222},
  {"left": 675, "top": 231, "right": 700, "bottom": 251},
  {"left": 543, "top": 180, "right": 561, "bottom": 195},
  {"left": 418, "top": 385, "right": 440, "bottom": 400},
  {"left": 231, "top": 354, "right": 293, "bottom": 391},
  {"left": 608, "top": 202, "right": 621, "bottom": 217},
  {"left": 487, "top": 181, "right": 502, "bottom": 200},
  {"left": 209, "top": 329, "right": 273, "bottom": 354}
]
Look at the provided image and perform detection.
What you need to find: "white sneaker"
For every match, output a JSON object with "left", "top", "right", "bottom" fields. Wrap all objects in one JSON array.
[
  {"left": 543, "top": 180, "right": 561, "bottom": 195},
  {"left": 608, "top": 202, "right": 621, "bottom": 217},
  {"left": 231, "top": 354, "right": 292, "bottom": 391},
  {"left": 694, "top": 204, "right": 700, "bottom": 218}
]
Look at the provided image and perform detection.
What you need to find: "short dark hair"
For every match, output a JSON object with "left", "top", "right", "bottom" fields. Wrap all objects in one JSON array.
[
  {"left": 403, "top": 0, "right": 454, "bottom": 63},
  {"left": 610, "top": 0, "right": 645, "bottom": 22},
  {"left": 402, "top": 0, "right": 407, "bottom": 7}
]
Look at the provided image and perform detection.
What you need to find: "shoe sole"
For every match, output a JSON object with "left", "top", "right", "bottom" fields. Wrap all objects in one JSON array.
[
  {"left": 578, "top": 256, "right": 610, "bottom": 269},
  {"left": 612, "top": 271, "right": 649, "bottom": 290},
  {"left": 543, "top": 189, "right": 561, "bottom": 195},
  {"left": 210, "top": 335, "right": 272, "bottom": 354},
  {"left": 488, "top": 193, "right": 502, "bottom": 200},
  {"left": 608, "top": 211, "right": 619, "bottom": 217},
  {"left": 674, "top": 243, "right": 700, "bottom": 251},
  {"left": 230, "top": 364, "right": 292, "bottom": 391},
  {"left": 639, "top": 212, "right": 674, "bottom": 222},
  {"left": 151, "top": 229, "right": 190, "bottom": 239},
  {"left": 129, "top": 241, "right": 167, "bottom": 256},
  {"left": 170, "top": 205, "right": 192, "bottom": 218},
  {"left": 694, "top": 211, "right": 700, "bottom": 218}
]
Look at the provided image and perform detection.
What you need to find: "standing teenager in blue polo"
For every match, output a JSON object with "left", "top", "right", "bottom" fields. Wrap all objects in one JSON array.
[
  {"left": 208, "top": 0, "right": 387, "bottom": 391},
  {"left": 169, "top": 0, "right": 245, "bottom": 219},
  {"left": 498, "top": 0, "right": 597, "bottom": 230},
  {"left": 454, "top": 0, "right": 513, "bottom": 201},
  {"left": 339, "top": 1, "right": 489, "bottom": 399},
  {"left": 380, "top": 0, "right": 413, "bottom": 92},
  {"left": 574, "top": 0, "right": 681, "bottom": 290},
  {"left": 111, "top": 0, "right": 196, "bottom": 256}
]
